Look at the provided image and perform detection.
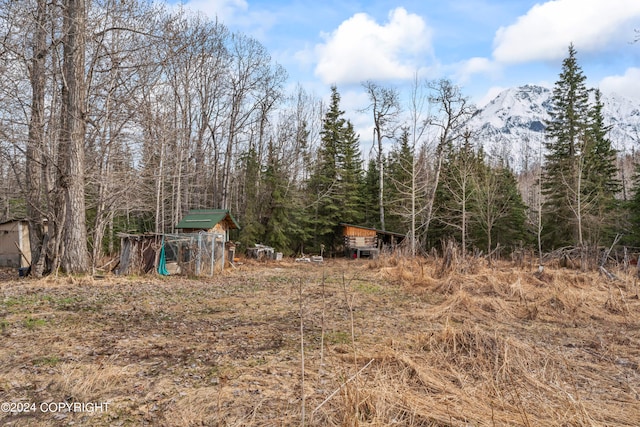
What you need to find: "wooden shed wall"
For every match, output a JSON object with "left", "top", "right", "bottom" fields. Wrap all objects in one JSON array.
[
  {"left": 342, "top": 225, "right": 377, "bottom": 238},
  {"left": 344, "top": 235, "right": 378, "bottom": 249}
]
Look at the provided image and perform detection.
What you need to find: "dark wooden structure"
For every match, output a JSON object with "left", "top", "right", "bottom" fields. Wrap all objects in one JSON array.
[{"left": 341, "top": 223, "right": 405, "bottom": 259}]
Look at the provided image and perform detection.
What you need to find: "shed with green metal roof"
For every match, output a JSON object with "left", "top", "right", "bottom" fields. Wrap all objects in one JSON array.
[{"left": 175, "top": 209, "right": 240, "bottom": 237}]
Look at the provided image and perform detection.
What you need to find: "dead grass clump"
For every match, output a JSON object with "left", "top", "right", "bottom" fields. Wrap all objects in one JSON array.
[
  {"left": 50, "top": 361, "right": 133, "bottom": 403},
  {"left": 379, "top": 266, "right": 414, "bottom": 286},
  {"left": 382, "top": 259, "right": 547, "bottom": 300},
  {"left": 415, "top": 324, "right": 518, "bottom": 376},
  {"left": 368, "top": 253, "right": 401, "bottom": 269},
  {"left": 159, "top": 386, "right": 248, "bottom": 426},
  {"left": 423, "top": 289, "right": 520, "bottom": 326},
  {"left": 545, "top": 294, "right": 566, "bottom": 312},
  {"left": 604, "top": 284, "right": 630, "bottom": 315},
  {"left": 340, "top": 324, "right": 636, "bottom": 426},
  {"left": 377, "top": 257, "right": 444, "bottom": 290}
]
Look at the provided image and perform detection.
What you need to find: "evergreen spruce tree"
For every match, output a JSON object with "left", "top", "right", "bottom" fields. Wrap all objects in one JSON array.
[
  {"left": 288, "top": 119, "right": 314, "bottom": 255},
  {"left": 363, "top": 159, "right": 381, "bottom": 229},
  {"left": 262, "top": 138, "right": 293, "bottom": 253},
  {"left": 337, "top": 120, "right": 365, "bottom": 226},
  {"left": 429, "top": 143, "right": 455, "bottom": 248},
  {"left": 543, "top": 45, "right": 621, "bottom": 251},
  {"left": 307, "top": 87, "right": 341, "bottom": 252},
  {"left": 386, "top": 127, "right": 414, "bottom": 233},
  {"left": 625, "top": 164, "right": 640, "bottom": 247},
  {"left": 581, "top": 89, "right": 621, "bottom": 244},
  {"left": 306, "top": 85, "right": 364, "bottom": 255},
  {"left": 494, "top": 167, "right": 528, "bottom": 247},
  {"left": 472, "top": 161, "right": 528, "bottom": 253},
  {"left": 237, "top": 146, "right": 265, "bottom": 249},
  {"left": 542, "top": 44, "right": 591, "bottom": 248}
]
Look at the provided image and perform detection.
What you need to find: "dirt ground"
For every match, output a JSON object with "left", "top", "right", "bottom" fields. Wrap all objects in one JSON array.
[{"left": 0, "top": 257, "right": 639, "bottom": 426}]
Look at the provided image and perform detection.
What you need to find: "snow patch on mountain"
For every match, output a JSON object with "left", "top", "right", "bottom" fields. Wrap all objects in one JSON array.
[{"left": 467, "top": 84, "right": 640, "bottom": 171}]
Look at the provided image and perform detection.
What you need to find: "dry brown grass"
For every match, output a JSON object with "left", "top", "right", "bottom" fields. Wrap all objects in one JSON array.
[{"left": 0, "top": 257, "right": 638, "bottom": 426}]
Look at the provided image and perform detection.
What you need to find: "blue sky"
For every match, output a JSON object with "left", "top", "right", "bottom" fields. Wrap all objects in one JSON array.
[{"left": 169, "top": 0, "right": 640, "bottom": 125}]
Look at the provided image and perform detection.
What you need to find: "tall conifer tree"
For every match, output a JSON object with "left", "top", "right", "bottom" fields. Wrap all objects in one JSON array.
[
  {"left": 237, "top": 147, "right": 264, "bottom": 249},
  {"left": 263, "top": 138, "right": 292, "bottom": 252},
  {"left": 337, "top": 120, "right": 365, "bottom": 226},
  {"left": 542, "top": 44, "right": 591, "bottom": 248},
  {"left": 581, "top": 89, "right": 621, "bottom": 244},
  {"left": 543, "top": 45, "right": 621, "bottom": 251},
  {"left": 386, "top": 127, "right": 414, "bottom": 233},
  {"left": 625, "top": 165, "right": 640, "bottom": 247},
  {"left": 363, "top": 159, "right": 381, "bottom": 228},
  {"left": 307, "top": 85, "right": 364, "bottom": 254}
]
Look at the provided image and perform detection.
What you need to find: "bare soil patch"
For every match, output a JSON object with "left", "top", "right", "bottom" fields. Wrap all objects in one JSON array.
[{"left": 0, "top": 258, "right": 639, "bottom": 426}]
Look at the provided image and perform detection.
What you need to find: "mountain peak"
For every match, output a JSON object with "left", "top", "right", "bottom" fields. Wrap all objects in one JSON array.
[{"left": 468, "top": 85, "right": 640, "bottom": 170}]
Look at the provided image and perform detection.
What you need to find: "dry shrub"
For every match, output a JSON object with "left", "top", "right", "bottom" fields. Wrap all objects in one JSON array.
[
  {"left": 367, "top": 253, "right": 400, "bottom": 269},
  {"left": 379, "top": 257, "right": 439, "bottom": 289}
]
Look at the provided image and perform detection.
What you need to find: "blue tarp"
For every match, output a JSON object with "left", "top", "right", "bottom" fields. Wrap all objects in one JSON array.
[{"left": 157, "top": 237, "right": 169, "bottom": 276}]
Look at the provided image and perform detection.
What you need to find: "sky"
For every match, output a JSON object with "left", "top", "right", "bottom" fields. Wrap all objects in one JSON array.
[{"left": 168, "top": 0, "right": 640, "bottom": 137}]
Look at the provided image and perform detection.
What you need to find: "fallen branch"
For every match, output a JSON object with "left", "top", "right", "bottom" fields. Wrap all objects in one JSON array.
[
  {"left": 311, "top": 358, "right": 374, "bottom": 416},
  {"left": 599, "top": 266, "right": 617, "bottom": 281},
  {"left": 600, "top": 234, "right": 622, "bottom": 268},
  {"left": 14, "top": 241, "right": 31, "bottom": 267}
]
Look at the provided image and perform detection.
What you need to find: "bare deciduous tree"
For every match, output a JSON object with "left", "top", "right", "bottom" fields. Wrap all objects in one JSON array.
[
  {"left": 423, "top": 79, "right": 474, "bottom": 244},
  {"left": 26, "top": 0, "right": 50, "bottom": 276},
  {"left": 362, "top": 81, "right": 400, "bottom": 231},
  {"left": 57, "top": 0, "right": 90, "bottom": 273}
]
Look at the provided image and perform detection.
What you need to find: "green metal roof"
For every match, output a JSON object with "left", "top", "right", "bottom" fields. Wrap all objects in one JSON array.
[{"left": 175, "top": 209, "right": 240, "bottom": 231}]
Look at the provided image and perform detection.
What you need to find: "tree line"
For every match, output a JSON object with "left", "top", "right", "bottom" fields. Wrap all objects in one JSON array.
[{"left": 0, "top": 1, "right": 637, "bottom": 274}]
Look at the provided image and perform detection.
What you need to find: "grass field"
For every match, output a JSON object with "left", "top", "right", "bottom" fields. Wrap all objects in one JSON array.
[{"left": 0, "top": 257, "right": 639, "bottom": 426}]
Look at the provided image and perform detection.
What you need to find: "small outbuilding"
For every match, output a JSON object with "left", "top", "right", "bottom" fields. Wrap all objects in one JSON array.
[
  {"left": 341, "top": 223, "right": 405, "bottom": 259},
  {"left": 176, "top": 209, "right": 240, "bottom": 267},
  {"left": 176, "top": 209, "right": 240, "bottom": 237},
  {"left": 116, "top": 209, "right": 241, "bottom": 276},
  {"left": 0, "top": 219, "right": 31, "bottom": 268}
]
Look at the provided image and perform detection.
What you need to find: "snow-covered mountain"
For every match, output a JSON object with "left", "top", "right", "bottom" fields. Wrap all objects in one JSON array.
[{"left": 467, "top": 84, "right": 640, "bottom": 170}]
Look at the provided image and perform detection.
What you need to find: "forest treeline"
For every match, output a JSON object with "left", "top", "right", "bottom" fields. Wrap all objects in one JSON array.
[{"left": 0, "top": 0, "right": 638, "bottom": 274}]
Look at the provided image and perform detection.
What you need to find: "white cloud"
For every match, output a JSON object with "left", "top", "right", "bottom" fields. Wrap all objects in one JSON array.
[
  {"left": 493, "top": 0, "right": 640, "bottom": 63},
  {"left": 312, "top": 7, "right": 433, "bottom": 85},
  {"left": 599, "top": 68, "right": 640, "bottom": 101},
  {"left": 454, "top": 57, "right": 501, "bottom": 83}
]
